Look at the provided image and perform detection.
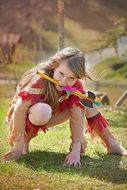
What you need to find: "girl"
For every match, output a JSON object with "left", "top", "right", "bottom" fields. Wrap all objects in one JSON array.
[{"left": 2, "top": 47, "right": 127, "bottom": 166}]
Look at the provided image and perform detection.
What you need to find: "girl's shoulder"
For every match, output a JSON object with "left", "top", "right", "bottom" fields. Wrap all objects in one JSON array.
[
  {"left": 17, "top": 76, "right": 45, "bottom": 94},
  {"left": 30, "top": 76, "right": 45, "bottom": 89},
  {"left": 17, "top": 76, "right": 46, "bottom": 104}
]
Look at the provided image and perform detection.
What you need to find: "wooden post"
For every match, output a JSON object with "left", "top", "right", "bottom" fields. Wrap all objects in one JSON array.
[
  {"left": 95, "top": 81, "right": 100, "bottom": 91},
  {"left": 57, "top": 0, "right": 64, "bottom": 50},
  {"left": 0, "top": 33, "right": 21, "bottom": 64},
  {"left": 115, "top": 90, "right": 127, "bottom": 107}
]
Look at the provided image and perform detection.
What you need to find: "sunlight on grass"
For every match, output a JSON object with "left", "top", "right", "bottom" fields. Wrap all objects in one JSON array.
[{"left": 0, "top": 98, "right": 127, "bottom": 190}]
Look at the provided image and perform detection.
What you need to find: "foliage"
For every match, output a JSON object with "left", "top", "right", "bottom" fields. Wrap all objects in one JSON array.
[
  {"left": 96, "top": 18, "right": 127, "bottom": 50},
  {"left": 117, "top": 64, "right": 127, "bottom": 78},
  {"left": 111, "top": 61, "right": 127, "bottom": 78}
]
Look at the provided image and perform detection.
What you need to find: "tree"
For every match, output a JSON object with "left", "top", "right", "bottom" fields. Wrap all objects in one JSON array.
[
  {"left": 57, "top": 0, "right": 65, "bottom": 50},
  {"left": 96, "top": 18, "right": 127, "bottom": 53},
  {"left": 0, "top": 33, "right": 21, "bottom": 64}
]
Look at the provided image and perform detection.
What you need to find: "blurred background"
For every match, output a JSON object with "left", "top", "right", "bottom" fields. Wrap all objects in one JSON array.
[{"left": 0, "top": 0, "right": 127, "bottom": 108}]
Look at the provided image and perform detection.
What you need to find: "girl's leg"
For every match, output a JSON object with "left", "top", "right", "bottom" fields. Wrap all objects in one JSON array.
[
  {"left": 23, "top": 106, "right": 70, "bottom": 154},
  {"left": 23, "top": 105, "right": 87, "bottom": 166},
  {"left": 23, "top": 104, "right": 70, "bottom": 154},
  {"left": 24, "top": 104, "right": 90, "bottom": 166},
  {"left": 85, "top": 105, "right": 127, "bottom": 156},
  {"left": 46, "top": 107, "right": 70, "bottom": 128},
  {"left": 23, "top": 103, "right": 53, "bottom": 154},
  {"left": 23, "top": 131, "right": 35, "bottom": 155},
  {"left": 47, "top": 106, "right": 87, "bottom": 166},
  {"left": 92, "top": 125, "right": 127, "bottom": 155}
]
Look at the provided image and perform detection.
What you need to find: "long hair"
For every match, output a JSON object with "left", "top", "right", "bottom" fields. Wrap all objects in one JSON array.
[{"left": 18, "top": 47, "right": 91, "bottom": 107}]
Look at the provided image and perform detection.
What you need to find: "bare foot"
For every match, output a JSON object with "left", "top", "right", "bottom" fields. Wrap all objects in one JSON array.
[
  {"left": 107, "top": 137, "right": 127, "bottom": 156},
  {"left": 22, "top": 142, "right": 30, "bottom": 155},
  {"left": 107, "top": 145, "right": 127, "bottom": 156}
]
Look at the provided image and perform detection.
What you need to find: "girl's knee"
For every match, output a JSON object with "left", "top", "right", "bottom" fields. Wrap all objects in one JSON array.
[{"left": 28, "top": 103, "right": 52, "bottom": 126}]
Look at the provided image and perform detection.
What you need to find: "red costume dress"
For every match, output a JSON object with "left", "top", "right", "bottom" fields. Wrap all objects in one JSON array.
[{"left": 17, "top": 77, "right": 108, "bottom": 137}]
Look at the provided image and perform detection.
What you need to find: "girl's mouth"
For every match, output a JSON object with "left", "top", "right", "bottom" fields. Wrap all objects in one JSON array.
[
  {"left": 58, "top": 85, "right": 65, "bottom": 89},
  {"left": 55, "top": 84, "right": 65, "bottom": 91}
]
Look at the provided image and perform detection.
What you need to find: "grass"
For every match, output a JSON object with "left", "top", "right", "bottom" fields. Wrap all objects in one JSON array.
[{"left": 0, "top": 98, "right": 127, "bottom": 190}]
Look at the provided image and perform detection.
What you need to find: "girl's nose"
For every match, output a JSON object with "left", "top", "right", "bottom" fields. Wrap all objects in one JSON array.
[{"left": 59, "top": 77, "right": 68, "bottom": 86}]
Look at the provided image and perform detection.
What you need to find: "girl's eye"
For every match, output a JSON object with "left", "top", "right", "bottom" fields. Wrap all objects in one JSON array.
[
  {"left": 68, "top": 77, "right": 75, "bottom": 82},
  {"left": 59, "top": 72, "right": 64, "bottom": 76}
]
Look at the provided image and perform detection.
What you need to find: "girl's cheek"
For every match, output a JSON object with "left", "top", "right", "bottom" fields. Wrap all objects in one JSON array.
[
  {"left": 68, "top": 81, "right": 75, "bottom": 86},
  {"left": 69, "top": 79, "right": 77, "bottom": 86}
]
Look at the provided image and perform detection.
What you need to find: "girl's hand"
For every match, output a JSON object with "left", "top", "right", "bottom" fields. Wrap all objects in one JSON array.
[
  {"left": 64, "top": 142, "right": 81, "bottom": 167},
  {"left": 64, "top": 151, "right": 81, "bottom": 167},
  {"left": 2, "top": 141, "right": 24, "bottom": 161}
]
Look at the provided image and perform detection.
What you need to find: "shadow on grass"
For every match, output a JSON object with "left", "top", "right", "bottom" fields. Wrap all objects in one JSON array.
[{"left": 19, "top": 150, "right": 127, "bottom": 185}]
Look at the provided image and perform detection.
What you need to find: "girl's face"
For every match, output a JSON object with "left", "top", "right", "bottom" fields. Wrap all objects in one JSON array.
[{"left": 53, "top": 61, "right": 77, "bottom": 91}]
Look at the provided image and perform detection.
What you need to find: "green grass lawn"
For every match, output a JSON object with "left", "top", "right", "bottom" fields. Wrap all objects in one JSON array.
[{"left": 0, "top": 98, "right": 127, "bottom": 190}]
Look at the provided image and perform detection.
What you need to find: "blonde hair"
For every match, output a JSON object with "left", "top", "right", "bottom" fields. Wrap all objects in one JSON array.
[{"left": 19, "top": 47, "right": 91, "bottom": 107}]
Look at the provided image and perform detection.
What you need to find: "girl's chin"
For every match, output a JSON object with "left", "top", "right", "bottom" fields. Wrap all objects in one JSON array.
[{"left": 55, "top": 85, "right": 64, "bottom": 91}]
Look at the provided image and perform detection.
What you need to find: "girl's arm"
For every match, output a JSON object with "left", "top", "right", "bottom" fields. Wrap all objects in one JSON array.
[
  {"left": 64, "top": 105, "right": 86, "bottom": 166},
  {"left": 3, "top": 97, "right": 32, "bottom": 161},
  {"left": 12, "top": 97, "right": 32, "bottom": 141},
  {"left": 3, "top": 76, "right": 44, "bottom": 161}
]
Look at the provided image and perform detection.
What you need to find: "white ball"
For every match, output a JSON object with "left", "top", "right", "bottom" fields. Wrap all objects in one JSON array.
[{"left": 28, "top": 103, "right": 52, "bottom": 126}]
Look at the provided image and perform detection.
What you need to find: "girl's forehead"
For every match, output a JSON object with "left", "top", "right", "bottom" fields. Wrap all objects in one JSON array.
[{"left": 57, "top": 62, "right": 76, "bottom": 77}]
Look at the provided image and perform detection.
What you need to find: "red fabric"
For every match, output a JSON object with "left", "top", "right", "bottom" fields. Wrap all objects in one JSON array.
[
  {"left": 18, "top": 77, "right": 47, "bottom": 136},
  {"left": 18, "top": 77, "right": 45, "bottom": 105},
  {"left": 18, "top": 78, "right": 87, "bottom": 135},
  {"left": 26, "top": 118, "right": 48, "bottom": 136},
  {"left": 18, "top": 77, "right": 86, "bottom": 111},
  {"left": 86, "top": 112, "right": 109, "bottom": 133},
  {"left": 59, "top": 80, "right": 86, "bottom": 111},
  {"left": 18, "top": 91, "right": 44, "bottom": 105}
]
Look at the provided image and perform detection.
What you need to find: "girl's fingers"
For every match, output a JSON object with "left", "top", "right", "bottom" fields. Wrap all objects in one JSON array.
[
  {"left": 64, "top": 155, "right": 81, "bottom": 167},
  {"left": 64, "top": 161, "right": 81, "bottom": 167}
]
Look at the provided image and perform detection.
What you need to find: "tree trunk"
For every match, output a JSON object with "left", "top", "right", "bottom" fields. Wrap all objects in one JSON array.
[{"left": 57, "top": 0, "right": 64, "bottom": 50}]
